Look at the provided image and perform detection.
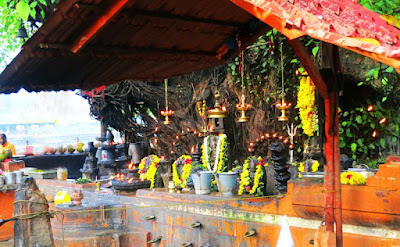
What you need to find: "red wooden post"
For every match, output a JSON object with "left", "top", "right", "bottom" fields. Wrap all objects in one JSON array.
[
  {"left": 332, "top": 45, "right": 343, "bottom": 247},
  {"left": 289, "top": 39, "right": 343, "bottom": 246}
]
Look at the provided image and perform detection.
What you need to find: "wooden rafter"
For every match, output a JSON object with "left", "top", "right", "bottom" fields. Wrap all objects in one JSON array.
[
  {"left": 70, "top": 0, "right": 129, "bottom": 53},
  {"left": 73, "top": 3, "right": 244, "bottom": 28}
]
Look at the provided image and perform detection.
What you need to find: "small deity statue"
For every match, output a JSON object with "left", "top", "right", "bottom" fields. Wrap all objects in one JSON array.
[{"left": 303, "top": 137, "right": 323, "bottom": 170}]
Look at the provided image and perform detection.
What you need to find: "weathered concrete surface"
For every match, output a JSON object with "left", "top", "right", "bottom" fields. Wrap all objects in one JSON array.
[
  {"left": 14, "top": 177, "right": 55, "bottom": 247},
  {"left": 2, "top": 158, "right": 400, "bottom": 246}
]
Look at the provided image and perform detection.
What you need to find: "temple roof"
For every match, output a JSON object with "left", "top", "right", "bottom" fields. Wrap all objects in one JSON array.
[{"left": 0, "top": 0, "right": 399, "bottom": 93}]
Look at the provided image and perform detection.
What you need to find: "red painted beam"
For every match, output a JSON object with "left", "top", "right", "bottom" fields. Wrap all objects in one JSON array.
[
  {"left": 70, "top": 0, "right": 129, "bottom": 53},
  {"left": 287, "top": 39, "right": 329, "bottom": 100}
]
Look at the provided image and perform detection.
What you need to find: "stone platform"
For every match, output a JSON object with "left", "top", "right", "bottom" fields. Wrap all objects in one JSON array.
[{"left": 2, "top": 156, "right": 400, "bottom": 246}]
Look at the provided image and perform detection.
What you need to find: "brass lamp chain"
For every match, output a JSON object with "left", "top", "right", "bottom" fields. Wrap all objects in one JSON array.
[
  {"left": 164, "top": 78, "right": 168, "bottom": 108},
  {"left": 280, "top": 42, "right": 285, "bottom": 98},
  {"left": 241, "top": 50, "right": 245, "bottom": 93}
]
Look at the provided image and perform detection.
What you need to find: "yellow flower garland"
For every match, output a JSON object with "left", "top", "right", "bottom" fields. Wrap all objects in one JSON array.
[
  {"left": 297, "top": 73, "right": 317, "bottom": 136},
  {"left": 311, "top": 160, "right": 320, "bottom": 172},
  {"left": 196, "top": 100, "right": 206, "bottom": 117},
  {"left": 172, "top": 155, "right": 193, "bottom": 188},
  {"left": 238, "top": 156, "right": 266, "bottom": 195},
  {"left": 138, "top": 155, "right": 160, "bottom": 188},
  {"left": 298, "top": 159, "right": 319, "bottom": 178},
  {"left": 217, "top": 134, "right": 228, "bottom": 173},
  {"left": 201, "top": 141, "right": 208, "bottom": 170},
  {"left": 340, "top": 171, "right": 366, "bottom": 185},
  {"left": 201, "top": 134, "right": 228, "bottom": 173}
]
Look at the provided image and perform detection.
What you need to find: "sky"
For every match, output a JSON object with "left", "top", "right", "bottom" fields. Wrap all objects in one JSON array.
[{"left": 0, "top": 89, "right": 96, "bottom": 124}]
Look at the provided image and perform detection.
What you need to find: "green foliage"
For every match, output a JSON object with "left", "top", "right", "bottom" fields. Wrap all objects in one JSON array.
[
  {"left": 0, "top": 0, "right": 55, "bottom": 70},
  {"left": 358, "top": 0, "right": 400, "bottom": 19},
  {"left": 0, "top": 2, "right": 23, "bottom": 69},
  {"left": 365, "top": 155, "right": 386, "bottom": 169},
  {"left": 16, "top": 1, "right": 30, "bottom": 21},
  {"left": 340, "top": 96, "right": 400, "bottom": 161},
  {"left": 227, "top": 30, "right": 320, "bottom": 137}
]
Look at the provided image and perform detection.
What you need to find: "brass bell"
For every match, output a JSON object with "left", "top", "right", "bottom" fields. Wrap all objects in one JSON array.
[{"left": 17, "top": 23, "right": 28, "bottom": 39}]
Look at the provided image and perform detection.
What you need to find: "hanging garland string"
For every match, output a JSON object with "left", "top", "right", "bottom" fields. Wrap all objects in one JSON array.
[
  {"left": 201, "top": 134, "right": 228, "bottom": 173},
  {"left": 297, "top": 73, "right": 317, "bottom": 136}
]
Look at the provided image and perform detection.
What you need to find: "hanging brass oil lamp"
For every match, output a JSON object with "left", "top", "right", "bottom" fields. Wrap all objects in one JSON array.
[
  {"left": 236, "top": 94, "right": 252, "bottom": 122},
  {"left": 276, "top": 43, "right": 291, "bottom": 121},
  {"left": 160, "top": 79, "right": 174, "bottom": 125},
  {"left": 276, "top": 98, "right": 292, "bottom": 121},
  {"left": 235, "top": 40, "right": 252, "bottom": 122}
]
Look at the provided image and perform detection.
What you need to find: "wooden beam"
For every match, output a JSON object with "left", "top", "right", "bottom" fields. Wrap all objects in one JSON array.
[
  {"left": 74, "top": 3, "right": 243, "bottom": 28},
  {"left": 40, "top": 43, "right": 217, "bottom": 57},
  {"left": 288, "top": 38, "right": 329, "bottom": 100},
  {"left": 70, "top": 0, "right": 129, "bottom": 53},
  {"left": 38, "top": 43, "right": 220, "bottom": 63}
]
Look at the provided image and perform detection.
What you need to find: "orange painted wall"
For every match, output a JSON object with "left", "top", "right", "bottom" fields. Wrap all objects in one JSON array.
[{"left": 0, "top": 190, "right": 14, "bottom": 241}]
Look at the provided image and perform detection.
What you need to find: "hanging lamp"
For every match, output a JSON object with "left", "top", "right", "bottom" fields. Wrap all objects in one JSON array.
[
  {"left": 276, "top": 43, "right": 291, "bottom": 121},
  {"left": 160, "top": 79, "right": 174, "bottom": 125},
  {"left": 235, "top": 37, "right": 252, "bottom": 122}
]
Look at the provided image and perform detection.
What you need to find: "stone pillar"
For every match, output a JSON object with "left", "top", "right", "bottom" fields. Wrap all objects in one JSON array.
[{"left": 14, "top": 177, "right": 54, "bottom": 247}]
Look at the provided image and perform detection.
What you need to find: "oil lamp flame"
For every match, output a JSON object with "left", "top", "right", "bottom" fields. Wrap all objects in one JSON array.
[
  {"left": 161, "top": 107, "right": 174, "bottom": 125},
  {"left": 276, "top": 98, "right": 291, "bottom": 121},
  {"left": 379, "top": 117, "right": 387, "bottom": 124},
  {"left": 191, "top": 146, "right": 195, "bottom": 153},
  {"left": 116, "top": 173, "right": 125, "bottom": 181},
  {"left": 372, "top": 130, "right": 377, "bottom": 138},
  {"left": 161, "top": 156, "right": 165, "bottom": 161},
  {"left": 127, "top": 177, "right": 134, "bottom": 183},
  {"left": 367, "top": 105, "right": 374, "bottom": 112}
]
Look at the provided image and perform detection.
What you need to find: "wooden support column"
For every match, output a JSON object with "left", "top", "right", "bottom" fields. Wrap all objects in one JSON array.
[{"left": 289, "top": 38, "right": 342, "bottom": 247}]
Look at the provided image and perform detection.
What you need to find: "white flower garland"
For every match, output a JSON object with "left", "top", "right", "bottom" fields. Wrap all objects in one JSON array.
[{"left": 204, "top": 134, "right": 227, "bottom": 173}]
